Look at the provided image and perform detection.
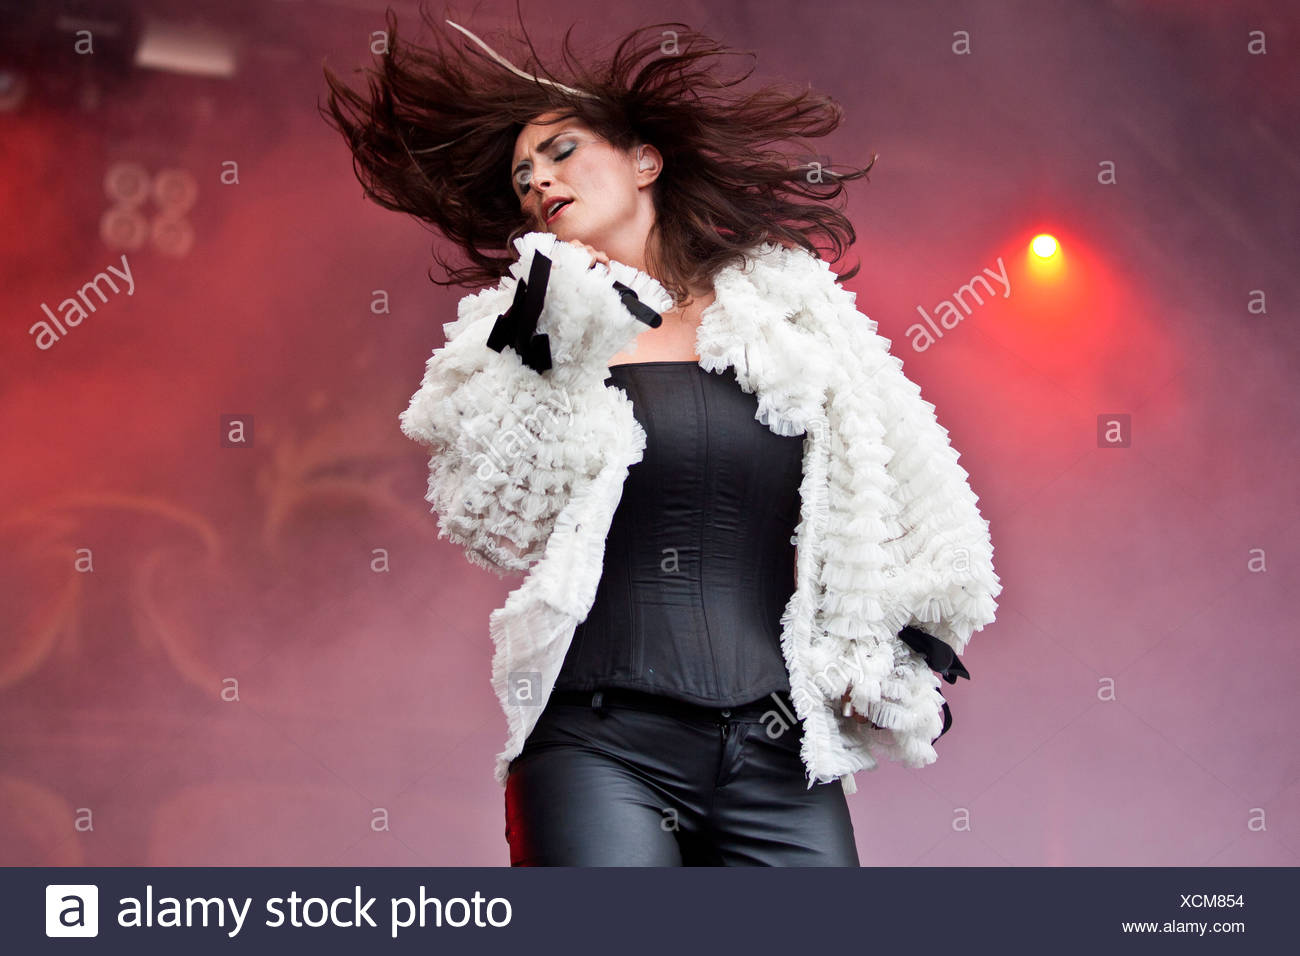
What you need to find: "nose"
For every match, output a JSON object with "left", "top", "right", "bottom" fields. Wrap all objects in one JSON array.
[{"left": 526, "top": 152, "right": 555, "bottom": 192}]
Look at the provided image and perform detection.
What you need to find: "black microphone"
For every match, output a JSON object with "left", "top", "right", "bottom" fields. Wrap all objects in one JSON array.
[{"left": 611, "top": 280, "right": 663, "bottom": 328}]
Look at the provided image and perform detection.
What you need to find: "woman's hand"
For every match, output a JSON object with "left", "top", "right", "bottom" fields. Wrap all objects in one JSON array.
[
  {"left": 566, "top": 238, "right": 610, "bottom": 269},
  {"left": 840, "top": 687, "right": 879, "bottom": 727}
]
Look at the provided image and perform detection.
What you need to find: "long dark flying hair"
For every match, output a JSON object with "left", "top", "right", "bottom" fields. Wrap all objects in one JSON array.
[{"left": 320, "top": 2, "right": 876, "bottom": 304}]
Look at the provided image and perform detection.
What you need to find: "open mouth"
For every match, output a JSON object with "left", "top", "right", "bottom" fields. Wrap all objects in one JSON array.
[{"left": 545, "top": 199, "right": 573, "bottom": 224}]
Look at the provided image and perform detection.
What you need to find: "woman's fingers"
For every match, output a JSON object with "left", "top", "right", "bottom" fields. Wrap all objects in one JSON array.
[
  {"left": 841, "top": 686, "right": 887, "bottom": 728},
  {"left": 566, "top": 238, "right": 610, "bottom": 269},
  {"left": 840, "top": 687, "right": 871, "bottom": 723}
]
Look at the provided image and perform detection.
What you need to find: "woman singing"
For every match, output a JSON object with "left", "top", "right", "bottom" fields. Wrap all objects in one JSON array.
[{"left": 323, "top": 6, "right": 1001, "bottom": 866}]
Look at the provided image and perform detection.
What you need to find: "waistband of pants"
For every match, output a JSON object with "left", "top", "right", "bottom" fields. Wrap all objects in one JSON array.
[{"left": 547, "top": 686, "right": 795, "bottom": 722}]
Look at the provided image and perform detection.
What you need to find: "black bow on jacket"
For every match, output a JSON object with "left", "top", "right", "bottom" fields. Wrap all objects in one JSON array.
[
  {"left": 896, "top": 625, "right": 970, "bottom": 740},
  {"left": 486, "top": 249, "right": 554, "bottom": 373},
  {"left": 486, "top": 251, "right": 663, "bottom": 374}
]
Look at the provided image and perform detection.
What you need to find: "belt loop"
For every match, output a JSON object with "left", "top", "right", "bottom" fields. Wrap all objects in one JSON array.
[{"left": 591, "top": 690, "right": 606, "bottom": 715}]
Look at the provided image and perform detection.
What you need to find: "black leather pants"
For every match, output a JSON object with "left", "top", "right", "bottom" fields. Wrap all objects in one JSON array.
[{"left": 504, "top": 688, "right": 860, "bottom": 866}]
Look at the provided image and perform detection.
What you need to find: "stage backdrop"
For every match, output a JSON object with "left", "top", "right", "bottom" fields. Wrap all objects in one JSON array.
[{"left": 1, "top": 0, "right": 1296, "bottom": 866}]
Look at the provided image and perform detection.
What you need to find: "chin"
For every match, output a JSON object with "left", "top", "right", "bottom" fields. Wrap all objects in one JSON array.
[
  {"left": 549, "top": 214, "right": 597, "bottom": 245},
  {"left": 556, "top": 224, "right": 604, "bottom": 248}
]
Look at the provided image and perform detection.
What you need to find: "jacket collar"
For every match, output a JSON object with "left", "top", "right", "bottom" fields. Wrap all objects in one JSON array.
[{"left": 691, "top": 241, "right": 837, "bottom": 437}]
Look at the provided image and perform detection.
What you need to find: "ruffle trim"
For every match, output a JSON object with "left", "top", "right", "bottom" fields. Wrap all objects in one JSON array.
[
  {"left": 504, "top": 231, "right": 673, "bottom": 385},
  {"left": 400, "top": 232, "right": 674, "bottom": 579},
  {"left": 730, "top": 241, "right": 1002, "bottom": 785},
  {"left": 706, "top": 243, "right": 883, "bottom": 792},
  {"left": 488, "top": 387, "right": 647, "bottom": 784}
]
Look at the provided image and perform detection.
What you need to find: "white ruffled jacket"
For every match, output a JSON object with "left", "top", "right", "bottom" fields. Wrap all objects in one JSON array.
[{"left": 400, "top": 232, "right": 1002, "bottom": 794}]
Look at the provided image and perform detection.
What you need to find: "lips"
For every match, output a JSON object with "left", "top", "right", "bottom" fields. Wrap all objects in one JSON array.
[{"left": 544, "top": 198, "right": 573, "bottom": 224}]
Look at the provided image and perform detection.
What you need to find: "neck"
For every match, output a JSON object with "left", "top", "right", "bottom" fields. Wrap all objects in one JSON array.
[
  {"left": 576, "top": 209, "right": 713, "bottom": 308},
  {"left": 579, "top": 202, "right": 657, "bottom": 276}
]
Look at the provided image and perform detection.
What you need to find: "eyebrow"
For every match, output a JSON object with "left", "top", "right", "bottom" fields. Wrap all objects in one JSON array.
[{"left": 512, "top": 127, "right": 577, "bottom": 176}]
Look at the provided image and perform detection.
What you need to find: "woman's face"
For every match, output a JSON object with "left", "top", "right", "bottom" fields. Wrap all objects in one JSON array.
[{"left": 510, "top": 111, "right": 653, "bottom": 251}]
